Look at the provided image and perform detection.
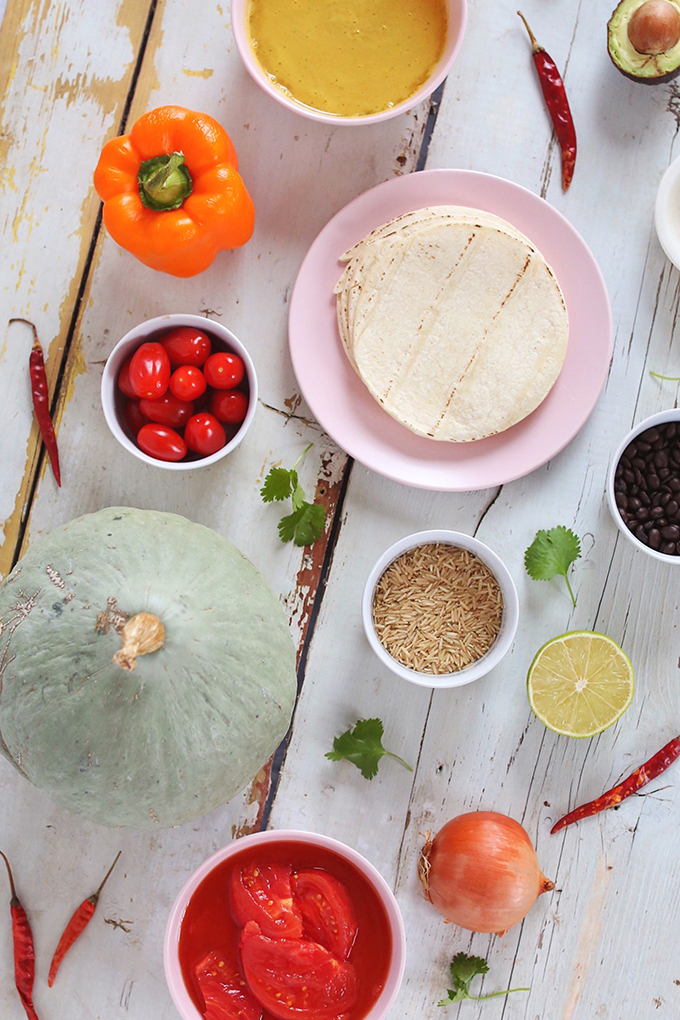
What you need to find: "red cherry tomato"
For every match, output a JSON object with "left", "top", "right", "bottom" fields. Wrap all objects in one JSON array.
[
  {"left": 230, "top": 863, "right": 303, "bottom": 939},
  {"left": 117, "top": 355, "right": 137, "bottom": 399},
  {"left": 195, "top": 952, "right": 262, "bottom": 1020},
  {"left": 160, "top": 326, "right": 212, "bottom": 369},
  {"left": 204, "top": 352, "right": 245, "bottom": 390},
  {"left": 291, "top": 870, "right": 358, "bottom": 960},
  {"left": 184, "top": 413, "right": 226, "bottom": 456},
  {"left": 129, "top": 342, "right": 171, "bottom": 399},
  {"left": 208, "top": 389, "right": 249, "bottom": 425},
  {"left": 123, "top": 399, "right": 150, "bottom": 436},
  {"left": 137, "top": 423, "right": 187, "bottom": 462},
  {"left": 169, "top": 365, "right": 207, "bottom": 402},
  {"left": 139, "top": 394, "right": 194, "bottom": 428},
  {"left": 240, "top": 921, "right": 358, "bottom": 1020}
]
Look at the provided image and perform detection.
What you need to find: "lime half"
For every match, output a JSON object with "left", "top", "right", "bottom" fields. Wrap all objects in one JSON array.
[{"left": 527, "top": 631, "right": 634, "bottom": 738}]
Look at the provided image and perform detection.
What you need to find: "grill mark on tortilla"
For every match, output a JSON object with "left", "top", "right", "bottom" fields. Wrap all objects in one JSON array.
[
  {"left": 380, "top": 230, "right": 479, "bottom": 402},
  {"left": 432, "top": 253, "right": 533, "bottom": 434}
]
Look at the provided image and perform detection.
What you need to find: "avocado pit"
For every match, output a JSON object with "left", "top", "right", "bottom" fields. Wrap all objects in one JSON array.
[
  {"left": 628, "top": 0, "right": 680, "bottom": 53},
  {"left": 608, "top": 0, "right": 680, "bottom": 83}
]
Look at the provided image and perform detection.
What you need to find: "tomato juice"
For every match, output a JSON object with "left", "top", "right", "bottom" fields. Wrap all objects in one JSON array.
[{"left": 178, "top": 839, "right": 393, "bottom": 1020}]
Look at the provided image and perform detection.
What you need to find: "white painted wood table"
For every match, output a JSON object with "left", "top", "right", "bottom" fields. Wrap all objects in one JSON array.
[{"left": 2, "top": 1, "right": 680, "bottom": 1018}]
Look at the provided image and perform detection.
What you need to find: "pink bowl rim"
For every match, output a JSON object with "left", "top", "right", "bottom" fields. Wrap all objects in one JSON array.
[
  {"left": 163, "top": 829, "right": 407, "bottom": 1020},
  {"left": 230, "top": 0, "right": 468, "bottom": 126},
  {"left": 101, "top": 313, "right": 258, "bottom": 471}
]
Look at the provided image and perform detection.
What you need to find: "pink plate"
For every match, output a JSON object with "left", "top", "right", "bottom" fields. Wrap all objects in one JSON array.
[{"left": 289, "top": 169, "right": 612, "bottom": 491}]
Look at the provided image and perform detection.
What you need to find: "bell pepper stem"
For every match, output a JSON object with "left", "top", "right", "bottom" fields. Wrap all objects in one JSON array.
[{"left": 137, "top": 152, "right": 193, "bottom": 211}]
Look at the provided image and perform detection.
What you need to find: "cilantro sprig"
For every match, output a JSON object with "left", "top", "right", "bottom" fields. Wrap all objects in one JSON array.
[
  {"left": 260, "top": 443, "right": 327, "bottom": 547},
  {"left": 325, "top": 718, "right": 412, "bottom": 780},
  {"left": 524, "top": 526, "right": 581, "bottom": 606},
  {"left": 438, "top": 953, "right": 529, "bottom": 1006}
]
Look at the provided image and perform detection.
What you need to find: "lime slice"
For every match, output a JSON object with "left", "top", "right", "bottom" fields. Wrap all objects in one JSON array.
[{"left": 527, "top": 631, "right": 634, "bottom": 738}]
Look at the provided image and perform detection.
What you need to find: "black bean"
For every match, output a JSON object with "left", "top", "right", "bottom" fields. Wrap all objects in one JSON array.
[
  {"left": 652, "top": 492, "right": 663, "bottom": 506},
  {"left": 636, "top": 507, "right": 649, "bottom": 521},
  {"left": 635, "top": 526, "right": 649, "bottom": 544},
  {"left": 649, "top": 529, "right": 662, "bottom": 549},
  {"left": 651, "top": 505, "right": 665, "bottom": 519},
  {"left": 615, "top": 491, "right": 628, "bottom": 509},
  {"left": 655, "top": 450, "right": 669, "bottom": 468},
  {"left": 653, "top": 437, "right": 665, "bottom": 451},
  {"left": 647, "top": 473, "right": 660, "bottom": 489},
  {"left": 647, "top": 428, "right": 661, "bottom": 442},
  {"left": 632, "top": 457, "right": 646, "bottom": 471},
  {"left": 662, "top": 525, "right": 680, "bottom": 541},
  {"left": 635, "top": 469, "right": 645, "bottom": 487},
  {"left": 662, "top": 541, "right": 677, "bottom": 555},
  {"left": 614, "top": 479, "right": 626, "bottom": 494},
  {"left": 630, "top": 485, "right": 640, "bottom": 496},
  {"left": 661, "top": 493, "right": 672, "bottom": 506},
  {"left": 627, "top": 519, "right": 638, "bottom": 532},
  {"left": 623, "top": 469, "right": 635, "bottom": 484},
  {"left": 625, "top": 442, "right": 638, "bottom": 458},
  {"left": 619, "top": 510, "right": 629, "bottom": 523},
  {"left": 628, "top": 496, "right": 642, "bottom": 510},
  {"left": 658, "top": 518, "right": 668, "bottom": 528},
  {"left": 641, "top": 491, "right": 651, "bottom": 506},
  {"left": 636, "top": 441, "right": 650, "bottom": 453},
  {"left": 670, "top": 478, "right": 680, "bottom": 492},
  {"left": 659, "top": 468, "right": 671, "bottom": 480},
  {"left": 667, "top": 424, "right": 677, "bottom": 439},
  {"left": 644, "top": 520, "right": 655, "bottom": 531},
  {"left": 667, "top": 500, "right": 679, "bottom": 518}
]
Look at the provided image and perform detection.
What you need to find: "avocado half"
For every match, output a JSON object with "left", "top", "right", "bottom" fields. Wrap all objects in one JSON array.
[{"left": 608, "top": 0, "right": 680, "bottom": 83}]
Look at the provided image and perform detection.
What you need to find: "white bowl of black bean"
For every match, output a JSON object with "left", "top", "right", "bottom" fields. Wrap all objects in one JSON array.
[{"left": 608, "top": 410, "right": 680, "bottom": 562}]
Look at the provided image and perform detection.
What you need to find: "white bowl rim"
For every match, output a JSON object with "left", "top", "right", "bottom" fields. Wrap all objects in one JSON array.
[
  {"left": 655, "top": 154, "right": 680, "bottom": 271},
  {"left": 362, "top": 529, "right": 520, "bottom": 688},
  {"left": 230, "top": 0, "right": 468, "bottom": 126},
  {"left": 163, "top": 829, "right": 407, "bottom": 1020},
  {"left": 606, "top": 408, "right": 680, "bottom": 564},
  {"left": 101, "top": 313, "right": 258, "bottom": 471}
]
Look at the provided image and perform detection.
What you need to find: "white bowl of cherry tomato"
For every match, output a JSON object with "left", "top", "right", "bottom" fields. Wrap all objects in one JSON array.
[
  {"left": 163, "top": 829, "right": 406, "bottom": 1020},
  {"left": 101, "top": 313, "right": 257, "bottom": 468}
]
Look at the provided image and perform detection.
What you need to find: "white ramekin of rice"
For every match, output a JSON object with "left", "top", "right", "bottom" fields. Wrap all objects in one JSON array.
[{"left": 362, "top": 530, "right": 519, "bottom": 689}]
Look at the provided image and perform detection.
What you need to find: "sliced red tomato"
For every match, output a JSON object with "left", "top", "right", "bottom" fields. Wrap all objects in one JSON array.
[
  {"left": 161, "top": 326, "right": 212, "bottom": 369},
  {"left": 195, "top": 951, "right": 262, "bottom": 1020},
  {"left": 240, "top": 921, "right": 358, "bottom": 1020},
  {"left": 230, "top": 863, "right": 303, "bottom": 939},
  {"left": 291, "top": 870, "right": 358, "bottom": 960}
]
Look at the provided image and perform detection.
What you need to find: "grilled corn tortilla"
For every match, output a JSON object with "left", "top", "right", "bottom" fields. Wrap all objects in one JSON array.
[{"left": 334, "top": 206, "right": 568, "bottom": 442}]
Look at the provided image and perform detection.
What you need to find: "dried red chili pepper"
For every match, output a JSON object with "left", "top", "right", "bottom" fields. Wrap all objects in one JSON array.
[
  {"left": 551, "top": 735, "right": 680, "bottom": 834},
  {"left": 517, "top": 12, "right": 577, "bottom": 191},
  {"left": 9, "top": 317, "right": 61, "bottom": 486},
  {"left": 0, "top": 851, "right": 40, "bottom": 1020},
  {"left": 48, "top": 850, "right": 122, "bottom": 987}
]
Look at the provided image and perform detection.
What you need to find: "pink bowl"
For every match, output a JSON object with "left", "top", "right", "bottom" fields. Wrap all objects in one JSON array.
[
  {"left": 164, "top": 829, "right": 407, "bottom": 1020},
  {"left": 231, "top": 0, "right": 467, "bottom": 126}
]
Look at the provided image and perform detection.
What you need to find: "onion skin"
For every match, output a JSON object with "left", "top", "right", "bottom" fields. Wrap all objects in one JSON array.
[{"left": 418, "top": 812, "right": 554, "bottom": 935}]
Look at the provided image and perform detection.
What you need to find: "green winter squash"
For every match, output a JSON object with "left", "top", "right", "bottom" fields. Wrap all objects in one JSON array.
[{"left": 0, "top": 508, "right": 297, "bottom": 829}]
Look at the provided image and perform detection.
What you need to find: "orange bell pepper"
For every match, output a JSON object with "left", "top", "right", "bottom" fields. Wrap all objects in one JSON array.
[{"left": 93, "top": 106, "right": 255, "bottom": 278}]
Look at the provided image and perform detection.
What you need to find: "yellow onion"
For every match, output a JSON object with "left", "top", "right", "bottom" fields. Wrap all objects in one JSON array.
[{"left": 417, "top": 811, "right": 554, "bottom": 935}]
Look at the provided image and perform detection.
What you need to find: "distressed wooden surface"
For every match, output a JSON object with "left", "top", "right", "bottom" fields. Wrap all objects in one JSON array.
[{"left": 2, "top": 0, "right": 680, "bottom": 1018}]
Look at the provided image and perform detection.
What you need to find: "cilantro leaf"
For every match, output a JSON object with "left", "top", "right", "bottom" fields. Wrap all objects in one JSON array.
[
  {"left": 261, "top": 467, "right": 294, "bottom": 503},
  {"left": 438, "top": 952, "right": 529, "bottom": 1007},
  {"left": 290, "top": 470, "right": 306, "bottom": 511},
  {"left": 524, "top": 526, "right": 581, "bottom": 606},
  {"left": 325, "top": 718, "right": 412, "bottom": 780},
  {"left": 278, "top": 502, "right": 326, "bottom": 547}
]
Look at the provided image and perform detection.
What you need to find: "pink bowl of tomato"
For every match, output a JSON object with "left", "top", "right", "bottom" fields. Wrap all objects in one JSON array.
[
  {"left": 163, "top": 830, "right": 406, "bottom": 1020},
  {"left": 102, "top": 314, "right": 257, "bottom": 470}
]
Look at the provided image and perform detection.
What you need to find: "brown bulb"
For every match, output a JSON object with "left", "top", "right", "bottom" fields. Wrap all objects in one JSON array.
[{"left": 628, "top": 0, "right": 680, "bottom": 54}]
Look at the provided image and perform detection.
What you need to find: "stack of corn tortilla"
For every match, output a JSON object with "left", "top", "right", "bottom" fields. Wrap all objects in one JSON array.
[{"left": 334, "top": 206, "right": 569, "bottom": 442}]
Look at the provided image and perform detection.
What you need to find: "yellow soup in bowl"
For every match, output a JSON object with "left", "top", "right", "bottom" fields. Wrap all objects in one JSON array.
[{"left": 246, "top": 0, "right": 449, "bottom": 118}]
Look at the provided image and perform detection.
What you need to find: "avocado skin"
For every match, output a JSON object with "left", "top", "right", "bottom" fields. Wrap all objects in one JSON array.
[{"left": 608, "top": 0, "right": 680, "bottom": 84}]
